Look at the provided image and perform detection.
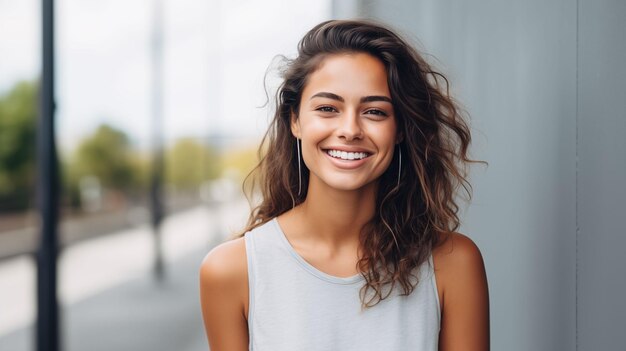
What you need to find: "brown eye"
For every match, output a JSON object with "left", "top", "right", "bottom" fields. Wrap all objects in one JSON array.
[
  {"left": 316, "top": 106, "right": 337, "bottom": 113},
  {"left": 365, "top": 109, "right": 388, "bottom": 117}
]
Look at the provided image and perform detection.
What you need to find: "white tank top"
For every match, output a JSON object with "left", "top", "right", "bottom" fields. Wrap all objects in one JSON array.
[{"left": 244, "top": 218, "right": 441, "bottom": 350}]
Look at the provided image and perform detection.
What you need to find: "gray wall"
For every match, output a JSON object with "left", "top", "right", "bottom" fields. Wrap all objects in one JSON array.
[
  {"left": 333, "top": 1, "right": 625, "bottom": 350},
  {"left": 578, "top": 1, "right": 626, "bottom": 349}
]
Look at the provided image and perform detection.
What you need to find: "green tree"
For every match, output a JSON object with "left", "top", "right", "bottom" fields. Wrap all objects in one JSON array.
[
  {"left": 165, "top": 138, "right": 219, "bottom": 190},
  {"left": 0, "top": 81, "right": 37, "bottom": 211},
  {"left": 221, "top": 144, "right": 259, "bottom": 181},
  {"left": 70, "top": 124, "right": 138, "bottom": 191}
]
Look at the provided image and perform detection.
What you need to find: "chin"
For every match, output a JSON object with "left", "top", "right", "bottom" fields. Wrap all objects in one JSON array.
[
  {"left": 328, "top": 184, "right": 365, "bottom": 192},
  {"left": 320, "top": 176, "right": 376, "bottom": 192}
]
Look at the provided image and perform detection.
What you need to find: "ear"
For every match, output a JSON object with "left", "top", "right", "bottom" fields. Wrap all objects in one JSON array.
[{"left": 290, "top": 112, "right": 301, "bottom": 139}]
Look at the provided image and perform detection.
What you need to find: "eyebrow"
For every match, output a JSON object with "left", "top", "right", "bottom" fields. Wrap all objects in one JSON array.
[{"left": 310, "top": 92, "right": 392, "bottom": 104}]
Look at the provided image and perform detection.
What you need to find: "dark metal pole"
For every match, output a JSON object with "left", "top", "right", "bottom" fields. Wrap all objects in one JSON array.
[
  {"left": 150, "top": 0, "right": 165, "bottom": 279},
  {"left": 36, "top": 0, "right": 60, "bottom": 350}
]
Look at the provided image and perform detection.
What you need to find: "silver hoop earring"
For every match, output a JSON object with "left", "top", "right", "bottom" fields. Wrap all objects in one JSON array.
[
  {"left": 296, "top": 138, "right": 302, "bottom": 196},
  {"left": 397, "top": 146, "right": 402, "bottom": 188}
]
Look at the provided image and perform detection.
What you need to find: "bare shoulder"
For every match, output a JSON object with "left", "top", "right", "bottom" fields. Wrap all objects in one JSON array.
[
  {"left": 199, "top": 237, "right": 250, "bottom": 351},
  {"left": 200, "top": 237, "right": 248, "bottom": 285},
  {"left": 432, "top": 232, "right": 490, "bottom": 351},
  {"left": 432, "top": 231, "right": 486, "bottom": 275},
  {"left": 431, "top": 231, "right": 487, "bottom": 301},
  {"left": 199, "top": 237, "right": 248, "bottom": 310}
]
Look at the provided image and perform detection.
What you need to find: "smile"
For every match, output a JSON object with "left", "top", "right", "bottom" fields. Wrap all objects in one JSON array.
[{"left": 325, "top": 149, "right": 371, "bottom": 160}]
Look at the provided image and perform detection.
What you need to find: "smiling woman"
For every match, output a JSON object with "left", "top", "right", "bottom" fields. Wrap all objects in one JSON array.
[{"left": 200, "top": 20, "right": 489, "bottom": 351}]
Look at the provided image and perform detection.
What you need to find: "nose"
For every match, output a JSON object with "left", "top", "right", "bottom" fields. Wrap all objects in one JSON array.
[{"left": 337, "top": 111, "right": 363, "bottom": 141}]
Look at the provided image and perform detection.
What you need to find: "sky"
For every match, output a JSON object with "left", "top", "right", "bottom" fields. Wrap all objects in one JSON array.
[{"left": 0, "top": 0, "right": 331, "bottom": 151}]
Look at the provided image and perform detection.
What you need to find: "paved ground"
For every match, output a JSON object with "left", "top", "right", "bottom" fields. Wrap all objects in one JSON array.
[
  {"left": 0, "top": 200, "right": 249, "bottom": 351},
  {"left": 0, "top": 250, "right": 210, "bottom": 351}
]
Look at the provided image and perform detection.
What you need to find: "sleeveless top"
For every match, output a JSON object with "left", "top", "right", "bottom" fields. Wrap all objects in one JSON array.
[{"left": 243, "top": 218, "right": 441, "bottom": 351}]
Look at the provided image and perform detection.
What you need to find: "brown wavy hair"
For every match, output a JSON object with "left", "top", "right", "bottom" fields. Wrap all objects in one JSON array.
[{"left": 237, "top": 19, "right": 479, "bottom": 308}]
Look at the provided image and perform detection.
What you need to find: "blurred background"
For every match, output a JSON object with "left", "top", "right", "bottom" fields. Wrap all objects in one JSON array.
[{"left": 0, "top": 0, "right": 624, "bottom": 350}]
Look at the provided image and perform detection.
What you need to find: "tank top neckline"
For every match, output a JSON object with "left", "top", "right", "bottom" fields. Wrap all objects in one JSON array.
[{"left": 270, "top": 218, "right": 365, "bottom": 285}]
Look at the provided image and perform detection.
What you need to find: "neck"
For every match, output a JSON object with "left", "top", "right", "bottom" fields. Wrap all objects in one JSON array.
[{"left": 294, "top": 177, "right": 378, "bottom": 249}]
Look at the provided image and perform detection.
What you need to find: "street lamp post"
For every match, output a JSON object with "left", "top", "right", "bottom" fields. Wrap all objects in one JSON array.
[
  {"left": 150, "top": 0, "right": 165, "bottom": 279},
  {"left": 36, "top": 0, "right": 60, "bottom": 350}
]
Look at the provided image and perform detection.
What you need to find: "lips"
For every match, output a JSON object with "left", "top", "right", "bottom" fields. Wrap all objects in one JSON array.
[
  {"left": 325, "top": 149, "right": 370, "bottom": 160},
  {"left": 320, "top": 147, "right": 373, "bottom": 171},
  {"left": 323, "top": 146, "right": 373, "bottom": 160}
]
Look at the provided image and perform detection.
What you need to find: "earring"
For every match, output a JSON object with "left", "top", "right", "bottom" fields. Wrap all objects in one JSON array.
[
  {"left": 397, "top": 145, "right": 402, "bottom": 188},
  {"left": 296, "top": 138, "right": 302, "bottom": 196}
]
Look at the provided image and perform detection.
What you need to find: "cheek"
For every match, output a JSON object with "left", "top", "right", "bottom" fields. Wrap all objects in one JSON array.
[
  {"left": 368, "top": 122, "right": 397, "bottom": 148},
  {"left": 299, "top": 125, "right": 323, "bottom": 167},
  {"left": 299, "top": 118, "right": 331, "bottom": 146},
  {"left": 302, "top": 117, "right": 332, "bottom": 134},
  {"left": 371, "top": 125, "right": 398, "bottom": 166}
]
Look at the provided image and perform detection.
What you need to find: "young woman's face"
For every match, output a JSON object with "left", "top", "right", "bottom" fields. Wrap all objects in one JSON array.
[{"left": 291, "top": 52, "right": 398, "bottom": 193}]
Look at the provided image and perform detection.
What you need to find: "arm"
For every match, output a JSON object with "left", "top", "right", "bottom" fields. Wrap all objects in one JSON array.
[
  {"left": 199, "top": 238, "right": 249, "bottom": 351},
  {"left": 435, "top": 232, "right": 490, "bottom": 351}
]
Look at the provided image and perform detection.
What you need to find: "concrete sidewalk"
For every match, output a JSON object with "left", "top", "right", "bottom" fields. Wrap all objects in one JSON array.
[
  {"left": 0, "top": 250, "right": 210, "bottom": 351},
  {"left": 0, "top": 201, "right": 249, "bottom": 351}
]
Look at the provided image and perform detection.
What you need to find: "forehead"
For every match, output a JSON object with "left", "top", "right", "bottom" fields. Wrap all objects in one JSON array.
[{"left": 302, "top": 53, "right": 391, "bottom": 100}]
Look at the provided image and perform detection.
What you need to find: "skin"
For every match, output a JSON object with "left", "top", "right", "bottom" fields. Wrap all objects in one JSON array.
[{"left": 199, "top": 53, "right": 490, "bottom": 350}]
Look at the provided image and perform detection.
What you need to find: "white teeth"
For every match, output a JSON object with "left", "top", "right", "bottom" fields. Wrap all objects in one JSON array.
[{"left": 326, "top": 149, "right": 369, "bottom": 160}]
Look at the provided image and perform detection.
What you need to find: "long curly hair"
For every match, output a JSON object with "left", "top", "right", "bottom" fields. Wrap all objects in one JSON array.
[{"left": 238, "top": 19, "right": 479, "bottom": 308}]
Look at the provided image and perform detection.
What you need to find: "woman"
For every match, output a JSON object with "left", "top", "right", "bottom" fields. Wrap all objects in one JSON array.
[{"left": 200, "top": 19, "right": 489, "bottom": 350}]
